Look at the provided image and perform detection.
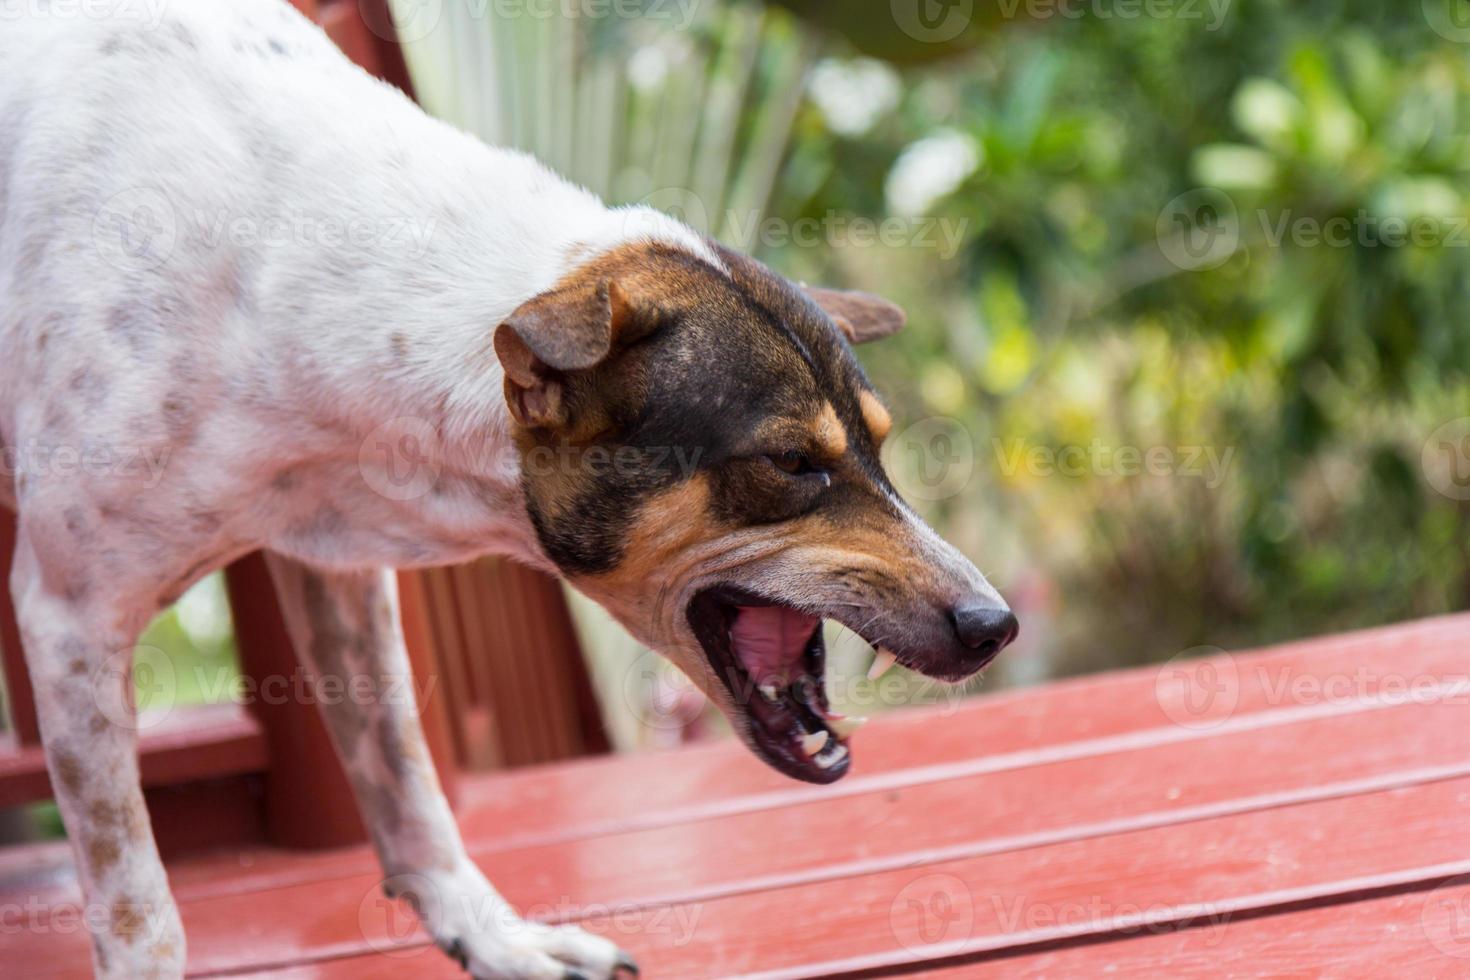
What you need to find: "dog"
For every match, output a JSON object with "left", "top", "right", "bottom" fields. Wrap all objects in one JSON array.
[{"left": 0, "top": 1, "right": 1018, "bottom": 977}]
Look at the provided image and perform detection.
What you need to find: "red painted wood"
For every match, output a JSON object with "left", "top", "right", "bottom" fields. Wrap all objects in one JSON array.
[
  {"left": 432, "top": 611, "right": 1470, "bottom": 845},
  {"left": 226, "top": 555, "right": 367, "bottom": 849},
  {"left": 4, "top": 610, "right": 1447, "bottom": 908},
  {"left": 128, "top": 776, "right": 1470, "bottom": 980},
  {"left": 571, "top": 777, "right": 1470, "bottom": 979},
  {"left": 5, "top": 616, "right": 1469, "bottom": 976},
  {"left": 0, "top": 509, "right": 40, "bottom": 745},
  {"left": 0, "top": 704, "right": 267, "bottom": 808},
  {"left": 145, "top": 775, "right": 267, "bottom": 861},
  {"left": 7, "top": 689, "right": 1468, "bottom": 974},
  {"left": 148, "top": 611, "right": 1470, "bottom": 901},
  {"left": 909, "top": 880, "right": 1470, "bottom": 978},
  {"left": 160, "top": 693, "right": 1470, "bottom": 909},
  {"left": 395, "top": 571, "right": 460, "bottom": 806}
]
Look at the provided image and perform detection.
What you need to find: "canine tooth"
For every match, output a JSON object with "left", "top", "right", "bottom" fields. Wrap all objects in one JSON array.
[
  {"left": 800, "top": 730, "right": 830, "bottom": 756},
  {"left": 759, "top": 682, "right": 781, "bottom": 703},
  {"left": 815, "top": 743, "right": 849, "bottom": 770},
  {"left": 829, "top": 715, "right": 868, "bottom": 739},
  {"left": 867, "top": 648, "right": 897, "bottom": 680}
]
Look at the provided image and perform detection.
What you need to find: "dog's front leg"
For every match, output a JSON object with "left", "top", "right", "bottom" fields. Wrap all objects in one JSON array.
[
  {"left": 9, "top": 524, "right": 186, "bottom": 979},
  {"left": 264, "top": 554, "right": 634, "bottom": 980}
]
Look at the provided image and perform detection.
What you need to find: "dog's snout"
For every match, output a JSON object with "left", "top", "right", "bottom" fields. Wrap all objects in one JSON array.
[{"left": 951, "top": 601, "right": 1019, "bottom": 659}]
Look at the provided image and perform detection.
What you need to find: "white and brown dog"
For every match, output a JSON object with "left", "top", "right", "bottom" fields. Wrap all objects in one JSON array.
[{"left": 0, "top": 1, "right": 1017, "bottom": 977}]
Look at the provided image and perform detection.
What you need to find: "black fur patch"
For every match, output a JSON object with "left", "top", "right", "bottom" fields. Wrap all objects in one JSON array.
[{"left": 519, "top": 244, "right": 897, "bottom": 575}]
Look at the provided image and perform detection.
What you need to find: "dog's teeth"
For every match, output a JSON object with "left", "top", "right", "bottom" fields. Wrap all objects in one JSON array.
[
  {"left": 800, "top": 730, "right": 830, "bottom": 756},
  {"left": 829, "top": 715, "right": 868, "bottom": 739},
  {"left": 867, "top": 647, "right": 897, "bottom": 680},
  {"left": 815, "top": 742, "right": 849, "bottom": 770},
  {"left": 759, "top": 682, "right": 781, "bottom": 703}
]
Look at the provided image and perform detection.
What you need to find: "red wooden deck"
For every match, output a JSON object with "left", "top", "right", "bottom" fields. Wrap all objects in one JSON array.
[{"left": 5, "top": 614, "right": 1469, "bottom": 978}]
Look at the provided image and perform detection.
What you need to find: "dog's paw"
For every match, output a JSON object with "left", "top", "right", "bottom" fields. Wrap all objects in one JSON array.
[
  {"left": 438, "top": 920, "right": 637, "bottom": 980},
  {"left": 383, "top": 865, "right": 637, "bottom": 980}
]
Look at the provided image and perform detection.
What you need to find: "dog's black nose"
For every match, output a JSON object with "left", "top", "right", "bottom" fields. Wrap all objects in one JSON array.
[{"left": 951, "top": 601, "right": 1019, "bottom": 658}]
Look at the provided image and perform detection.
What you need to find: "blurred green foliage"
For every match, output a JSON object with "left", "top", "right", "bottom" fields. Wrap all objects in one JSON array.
[{"left": 761, "top": 0, "right": 1470, "bottom": 678}]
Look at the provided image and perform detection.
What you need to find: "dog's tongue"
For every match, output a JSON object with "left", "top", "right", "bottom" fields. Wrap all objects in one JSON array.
[{"left": 731, "top": 605, "right": 820, "bottom": 685}]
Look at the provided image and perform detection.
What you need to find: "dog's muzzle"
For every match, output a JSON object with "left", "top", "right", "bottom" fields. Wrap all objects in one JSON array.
[{"left": 687, "top": 585, "right": 1018, "bottom": 784}]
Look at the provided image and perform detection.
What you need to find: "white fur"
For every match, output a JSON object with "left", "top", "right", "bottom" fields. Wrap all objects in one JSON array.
[
  {"left": 0, "top": 2, "right": 712, "bottom": 977},
  {"left": 0, "top": 0, "right": 718, "bottom": 572}
]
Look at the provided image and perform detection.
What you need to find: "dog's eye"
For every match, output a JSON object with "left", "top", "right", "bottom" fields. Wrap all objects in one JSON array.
[{"left": 766, "top": 451, "right": 830, "bottom": 485}]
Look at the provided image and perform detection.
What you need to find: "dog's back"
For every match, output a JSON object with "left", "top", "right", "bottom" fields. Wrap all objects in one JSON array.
[{"left": 0, "top": 0, "right": 446, "bottom": 520}]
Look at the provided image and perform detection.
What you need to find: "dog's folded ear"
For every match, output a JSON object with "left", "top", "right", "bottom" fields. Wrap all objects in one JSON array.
[
  {"left": 803, "top": 286, "right": 907, "bottom": 344},
  {"left": 494, "top": 279, "right": 653, "bottom": 429}
]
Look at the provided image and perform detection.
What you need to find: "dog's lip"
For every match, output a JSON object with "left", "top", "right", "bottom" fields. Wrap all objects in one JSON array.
[{"left": 687, "top": 585, "right": 852, "bottom": 784}]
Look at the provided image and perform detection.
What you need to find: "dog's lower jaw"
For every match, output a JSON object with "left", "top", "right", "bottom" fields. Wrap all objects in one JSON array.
[{"left": 386, "top": 862, "right": 632, "bottom": 980}]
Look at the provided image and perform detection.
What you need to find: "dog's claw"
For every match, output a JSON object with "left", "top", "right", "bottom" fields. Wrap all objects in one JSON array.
[
  {"left": 438, "top": 937, "right": 469, "bottom": 971},
  {"left": 615, "top": 950, "right": 641, "bottom": 976}
]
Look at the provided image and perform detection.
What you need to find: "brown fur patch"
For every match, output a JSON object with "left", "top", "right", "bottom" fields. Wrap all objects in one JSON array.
[
  {"left": 89, "top": 835, "right": 122, "bottom": 875},
  {"left": 53, "top": 750, "right": 85, "bottom": 796},
  {"left": 859, "top": 390, "right": 892, "bottom": 444},
  {"left": 583, "top": 475, "right": 719, "bottom": 596},
  {"left": 812, "top": 403, "right": 848, "bottom": 459},
  {"left": 111, "top": 898, "right": 149, "bottom": 945}
]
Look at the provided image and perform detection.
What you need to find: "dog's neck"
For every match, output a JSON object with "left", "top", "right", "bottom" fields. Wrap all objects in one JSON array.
[{"left": 271, "top": 132, "right": 718, "bottom": 567}]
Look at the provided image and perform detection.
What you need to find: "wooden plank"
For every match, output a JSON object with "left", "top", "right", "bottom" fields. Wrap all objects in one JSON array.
[
  {"left": 395, "top": 571, "right": 460, "bottom": 806},
  {"left": 419, "top": 566, "right": 480, "bottom": 765},
  {"left": 316, "top": 3, "right": 381, "bottom": 76},
  {"left": 8, "top": 616, "right": 1468, "bottom": 974},
  {"left": 225, "top": 555, "right": 366, "bottom": 849},
  {"left": 88, "top": 613, "right": 1470, "bottom": 903},
  {"left": 441, "top": 612, "right": 1470, "bottom": 846},
  {"left": 166, "top": 694, "right": 1470, "bottom": 908},
  {"left": 573, "top": 778, "right": 1470, "bottom": 979},
  {"left": 448, "top": 698, "right": 1470, "bottom": 914},
  {"left": 0, "top": 703, "right": 267, "bottom": 808},
  {"left": 187, "top": 779, "right": 1470, "bottom": 979},
  {"left": 0, "top": 509, "right": 40, "bottom": 745},
  {"left": 907, "top": 879, "right": 1470, "bottom": 978},
  {"left": 8, "top": 693, "right": 1467, "bottom": 975}
]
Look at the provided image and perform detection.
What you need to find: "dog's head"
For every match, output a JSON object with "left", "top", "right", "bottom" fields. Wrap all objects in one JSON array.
[{"left": 495, "top": 239, "right": 1017, "bottom": 783}]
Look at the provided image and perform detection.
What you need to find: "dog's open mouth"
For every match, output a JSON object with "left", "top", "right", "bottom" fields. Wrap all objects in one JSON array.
[{"left": 687, "top": 585, "right": 860, "bottom": 783}]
